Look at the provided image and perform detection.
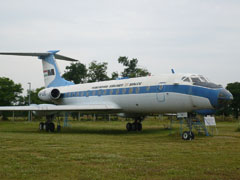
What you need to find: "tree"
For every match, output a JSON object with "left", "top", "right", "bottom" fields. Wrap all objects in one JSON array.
[
  {"left": 111, "top": 71, "right": 119, "bottom": 80},
  {"left": 0, "top": 77, "right": 23, "bottom": 120},
  {"left": 87, "top": 61, "right": 110, "bottom": 82},
  {"left": 226, "top": 82, "right": 240, "bottom": 119},
  {"left": 62, "top": 62, "right": 88, "bottom": 84},
  {"left": 118, "top": 56, "right": 150, "bottom": 78}
]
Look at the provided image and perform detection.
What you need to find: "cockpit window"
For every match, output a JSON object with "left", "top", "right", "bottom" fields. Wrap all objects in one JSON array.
[
  {"left": 191, "top": 77, "right": 201, "bottom": 83},
  {"left": 182, "top": 77, "right": 191, "bottom": 82},
  {"left": 181, "top": 74, "right": 221, "bottom": 89},
  {"left": 199, "top": 76, "right": 208, "bottom": 82},
  {"left": 183, "top": 77, "right": 190, "bottom": 82}
]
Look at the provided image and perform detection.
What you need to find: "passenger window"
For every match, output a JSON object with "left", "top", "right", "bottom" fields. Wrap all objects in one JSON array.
[
  {"left": 129, "top": 88, "right": 133, "bottom": 94},
  {"left": 98, "top": 90, "right": 101, "bottom": 96},
  {"left": 122, "top": 88, "right": 126, "bottom": 94},
  {"left": 136, "top": 87, "right": 140, "bottom": 93},
  {"left": 92, "top": 91, "right": 95, "bottom": 96},
  {"left": 103, "top": 90, "right": 107, "bottom": 95},
  {"left": 110, "top": 89, "right": 113, "bottom": 95},
  {"left": 81, "top": 92, "right": 84, "bottom": 97},
  {"left": 86, "top": 91, "right": 89, "bottom": 97},
  {"left": 116, "top": 89, "right": 119, "bottom": 95},
  {"left": 159, "top": 85, "right": 163, "bottom": 90},
  {"left": 146, "top": 86, "right": 150, "bottom": 92}
]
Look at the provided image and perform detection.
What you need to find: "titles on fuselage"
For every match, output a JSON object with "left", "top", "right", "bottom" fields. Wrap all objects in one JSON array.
[{"left": 91, "top": 82, "right": 142, "bottom": 90}]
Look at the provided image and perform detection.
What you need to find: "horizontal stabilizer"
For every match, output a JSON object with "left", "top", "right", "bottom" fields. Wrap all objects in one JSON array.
[{"left": 0, "top": 52, "right": 78, "bottom": 61}]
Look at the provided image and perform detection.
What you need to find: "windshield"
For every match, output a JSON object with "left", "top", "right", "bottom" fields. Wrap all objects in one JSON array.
[
  {"left": 181, "top": 75, "right": 222, "bottom": 88},
  {"left": 199, "top": 75, "right": 208, "bottom": 82},
  {"left": 182, "top": 77, "right": 191, "bottom": 82},
  {"left": 191, "top": 77, "right": 201, "bottom": 83}
]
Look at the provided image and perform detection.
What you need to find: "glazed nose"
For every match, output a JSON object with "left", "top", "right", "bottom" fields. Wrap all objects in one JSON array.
[{"left": 217, "top": 89, "right": 233, "bottom": 109}]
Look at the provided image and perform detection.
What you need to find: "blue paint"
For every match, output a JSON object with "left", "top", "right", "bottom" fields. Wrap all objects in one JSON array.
[{"left": 116, "top": 77, "right": 129, "bottom": 80}]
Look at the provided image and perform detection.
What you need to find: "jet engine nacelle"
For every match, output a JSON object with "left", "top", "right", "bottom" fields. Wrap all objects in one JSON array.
[{"left": 38, "top": 88, "right": 61, "bottom": 102}]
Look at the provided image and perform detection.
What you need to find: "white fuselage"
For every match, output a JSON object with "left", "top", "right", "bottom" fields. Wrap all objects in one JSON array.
[{"left": 39, "top": 74, "right": 215, "bottom": 115}]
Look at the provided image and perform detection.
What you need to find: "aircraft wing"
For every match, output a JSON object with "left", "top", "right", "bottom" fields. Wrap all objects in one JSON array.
[{"left": 0, "top": 104, "right": 122, "bottom": 113}]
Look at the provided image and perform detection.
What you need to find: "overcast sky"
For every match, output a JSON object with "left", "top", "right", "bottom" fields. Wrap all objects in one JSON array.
[{"left": 0, "top": 0, "right": 239, "bottom": 93}]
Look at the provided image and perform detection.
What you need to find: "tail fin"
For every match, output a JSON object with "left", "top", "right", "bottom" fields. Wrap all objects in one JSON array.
[
  {"left": 40, "top": 50, "right": 76, "bottom": 88},
  {"left": 0, "top": 50, "right": 78, "bottom": 88}
]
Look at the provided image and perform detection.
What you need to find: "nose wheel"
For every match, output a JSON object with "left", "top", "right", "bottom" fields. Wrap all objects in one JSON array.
[{"left": 182, "top": 131, "right": 195, "bottom": 140}]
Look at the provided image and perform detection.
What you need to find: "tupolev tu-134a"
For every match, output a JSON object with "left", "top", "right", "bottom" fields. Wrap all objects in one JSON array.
[{"left": 0, "top": 50, "right": 233, "bottom": 134}]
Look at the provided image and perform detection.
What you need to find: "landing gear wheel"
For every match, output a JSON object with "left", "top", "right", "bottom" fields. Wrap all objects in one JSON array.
[
  {"left": 189, "top": 131, "right": 194, "bottom": 140},
  {"left": 49, "top": 122, "right": 55, "bottom": 132},
  {"left": 137, "top": 123, "right": 142, "bottom": 131},
  {"left": 45, "top": 122, "right": 50, "bottom": 132},
  {"left": 182, "top": 131, "right": 190, "bottom": 140},
  {"left": 39, "top": 122, "right": 44, "bottom": 131},
  {"left": 57, "top": 125, "right": 61, "bottom": 132},
  {"left": 132, "top": 123, "right": 137, "bottom": 131},
  {"left": 126, "top": 123, "right": 132, "bottom": 131},
  {"left": 182, "top": 131, "right": 194, "bottom": 140}
]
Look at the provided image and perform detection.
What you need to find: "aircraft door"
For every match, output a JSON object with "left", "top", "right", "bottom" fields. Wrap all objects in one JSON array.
[{"left": 156, "top": 85, "right": 165, "bottom": 102}]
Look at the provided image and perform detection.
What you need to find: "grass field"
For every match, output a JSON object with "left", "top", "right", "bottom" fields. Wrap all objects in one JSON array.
[{"left": 0, "top": 118, "right": 240, "bottom": 180}]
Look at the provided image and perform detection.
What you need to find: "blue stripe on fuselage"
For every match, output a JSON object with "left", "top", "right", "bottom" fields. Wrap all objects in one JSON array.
[{"left": 62, "top": 84, "right": 220, "bottom": 108}]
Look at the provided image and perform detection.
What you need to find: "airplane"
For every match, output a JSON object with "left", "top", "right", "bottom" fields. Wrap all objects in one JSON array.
[{"left": 0, "top": 50, "right": 233, "bottom": 140}]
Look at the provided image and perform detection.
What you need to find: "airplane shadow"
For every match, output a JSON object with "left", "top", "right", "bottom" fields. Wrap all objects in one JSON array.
[
  {"left": 60, "top": 127, "right": 170, "bottom": 135},
  {"left": 2, "top": 127, "right": 172, "bottom": 136}
]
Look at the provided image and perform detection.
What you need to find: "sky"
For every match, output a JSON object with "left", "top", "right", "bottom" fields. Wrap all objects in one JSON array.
[{"left": 0, "top": 0, "right": 239, "bottom": 94}]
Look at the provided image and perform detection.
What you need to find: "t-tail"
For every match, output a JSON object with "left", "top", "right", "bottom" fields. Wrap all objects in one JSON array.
[{"left": 0, "top": 50, "right": 78, "bottom": 88}]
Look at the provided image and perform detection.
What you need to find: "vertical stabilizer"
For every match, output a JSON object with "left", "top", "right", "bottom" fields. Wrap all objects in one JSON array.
[{"left": 39, "top": 50, "right": 74, "bottom": 88}]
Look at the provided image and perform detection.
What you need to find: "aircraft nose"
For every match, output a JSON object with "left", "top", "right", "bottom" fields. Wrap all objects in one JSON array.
[{"left": 217, "top": 89, "right": 233, "bottom": 109}]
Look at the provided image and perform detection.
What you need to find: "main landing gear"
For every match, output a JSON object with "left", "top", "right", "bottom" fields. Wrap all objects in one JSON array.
[
  {"left": 39, "top": 115, "right": 61, "bottom": 133},
  {"left": 126, "top": 117, "right": 143, "bottom": 131},
  {"left": 39, "top": 122, "right": 56, "bottom": 132}
]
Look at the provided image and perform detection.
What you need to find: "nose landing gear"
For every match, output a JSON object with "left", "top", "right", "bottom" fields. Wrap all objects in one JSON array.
[{"left": 182, "top": 131, "right": 195, "bottom": 140}]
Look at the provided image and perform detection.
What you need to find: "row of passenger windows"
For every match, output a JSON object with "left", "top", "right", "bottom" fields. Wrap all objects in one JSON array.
[{"left": 64, "top": 86, "right": 153, "bottom": 98}]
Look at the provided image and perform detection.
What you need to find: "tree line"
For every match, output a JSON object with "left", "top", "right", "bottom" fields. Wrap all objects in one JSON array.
[
  {"left": 62, "top": 56, "right": 150, "bottom": 83},
  {"left": 0, "top": 56, "right": 239, "bottom": 120}
]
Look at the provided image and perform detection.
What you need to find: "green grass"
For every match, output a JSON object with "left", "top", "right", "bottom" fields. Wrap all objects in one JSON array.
[{"left": 0, "top": 119, "right": 240, "bottom": 180}]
